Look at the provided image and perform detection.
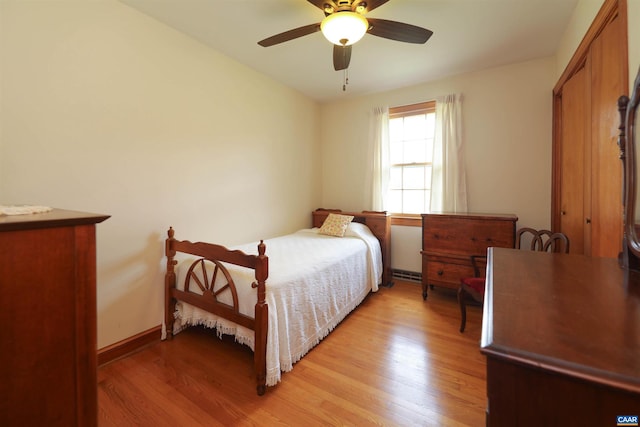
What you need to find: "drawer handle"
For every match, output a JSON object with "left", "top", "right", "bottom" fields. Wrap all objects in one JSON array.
[
  {"left": 470, "top": 237, "right": 477, "bottom": 242},
  {"left": 437, "top": 270, "right": 444, "bottom": 276}
]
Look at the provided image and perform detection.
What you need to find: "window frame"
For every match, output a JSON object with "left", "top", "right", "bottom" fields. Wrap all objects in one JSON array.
[{"left": 388, "top": 101, "right": 436, "bottom": 227}]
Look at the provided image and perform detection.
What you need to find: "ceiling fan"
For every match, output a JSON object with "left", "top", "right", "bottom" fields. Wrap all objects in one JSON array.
[{"left": 257, "top": 0, "right": 433, "bottom": 72}]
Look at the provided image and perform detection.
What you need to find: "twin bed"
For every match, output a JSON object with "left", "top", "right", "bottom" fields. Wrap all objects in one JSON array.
[{"left": 163, "top": 208, "right": 391, "bottom": 395}]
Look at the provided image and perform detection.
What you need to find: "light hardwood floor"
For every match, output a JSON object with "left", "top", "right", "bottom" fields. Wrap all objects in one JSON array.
[{"left": 98, "top": 281, "right": 486, "bottom": 426}]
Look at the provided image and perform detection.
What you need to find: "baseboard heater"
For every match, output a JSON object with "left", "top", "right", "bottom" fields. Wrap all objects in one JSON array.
[{"left": 391, "top": 269, "right": 422, "bottom": 283}]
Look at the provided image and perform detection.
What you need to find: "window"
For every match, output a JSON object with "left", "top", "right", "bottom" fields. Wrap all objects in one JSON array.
[{"left": 388, "top": 101, "right": 436, "bottom": 215}]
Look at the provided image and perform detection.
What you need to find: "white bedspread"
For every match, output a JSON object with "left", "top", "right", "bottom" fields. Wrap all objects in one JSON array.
[{"left": 166, "top": 223, "right": 382, "bottom": 386}]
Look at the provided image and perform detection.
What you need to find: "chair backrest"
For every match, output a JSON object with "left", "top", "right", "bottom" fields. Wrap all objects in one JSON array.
[
  {"left": 541, "top": 232, "right": 570, "bottom": 253},
  {"left": 516, "top": 228, "right": 570, "bottom": 254}
]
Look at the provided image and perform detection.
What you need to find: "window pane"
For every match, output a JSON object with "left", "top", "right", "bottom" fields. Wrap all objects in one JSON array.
[
  {"left": 404, "top": 139, "right": 427, "bottom": 163},
  {"left": 403, "top": 190, "right": 424, "bottom": 214},
  {"left": 425, "top": 113, "right": 436, "bottom": 136},
  {"left": 386, "top": 103, "right": 436, "bottom": 214},
  {"left": 403, "top": 165, "right": 425, "bottom": 189},
  {"left": 388, "top": 190, "right": 402, "bottom": 213},
  {"left": 424, "top": 113, "right": 436, "bottom": 163},
  {"left": 424, "top": 138, "right": 434, "bottom": 163},
  {"left": 389, "top": 118, "right": 403, "bottom": 142},
  {"left": 424, "top": 165, "right": 432, "bottom": 188},
  {"left": 389, "top": 166, "right": 402, "bottom": 189},
  {"left": 389, "top": 139, "right": 403, "bottom": 164},
  {"left": 403, "top": 115, "right": 427, "bottom": 141}
]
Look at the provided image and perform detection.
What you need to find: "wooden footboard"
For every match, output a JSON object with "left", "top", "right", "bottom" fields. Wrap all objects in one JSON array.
[{"left": 164, "top": 227, "right": 269, "bottom": 395}]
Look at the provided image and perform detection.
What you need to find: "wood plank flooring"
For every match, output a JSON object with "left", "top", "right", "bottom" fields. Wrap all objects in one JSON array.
[{"left": 98, "top": 281, "right": 486, "bottom": 426}]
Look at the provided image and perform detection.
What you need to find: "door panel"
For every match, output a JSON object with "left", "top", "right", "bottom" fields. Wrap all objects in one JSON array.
[
  {"left": 560, "top": 66, "right": 588, "bottom": 255},
  {"left": 589, "top": 13, "right": 625, "bottom": 258}
]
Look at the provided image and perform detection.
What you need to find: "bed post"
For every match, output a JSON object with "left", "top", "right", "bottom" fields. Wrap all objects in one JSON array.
[
  {"left": 165, "top": 227, "right": 178, "bottom": 340},
  {"left": 252, "top": 240, "right": 269, "bottom": 395}
]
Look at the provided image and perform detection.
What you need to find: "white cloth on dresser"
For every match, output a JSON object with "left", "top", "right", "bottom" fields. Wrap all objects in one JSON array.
[
  {"left": 167, "top": 225, "right": 382, "bottom": 386},
  {"left": 0, "top": 205, "right": 53, "bottom": 215}
]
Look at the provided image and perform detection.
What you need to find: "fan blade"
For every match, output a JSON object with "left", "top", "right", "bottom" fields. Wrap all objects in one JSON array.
[
  {"left": 333, "top": 45, "right": 352, "bottom": 71},
  {"left": 258, "top": 23, "right": 321, "bottom": 47},
  {"left": 307, "top": 0, "right": 338, "bottom": 15},
  {"left": 352, "top": 0, "right": 389, "bottom": 14},
  {"left": 367, "top": 18, "right": 433, "bottom": 44}
]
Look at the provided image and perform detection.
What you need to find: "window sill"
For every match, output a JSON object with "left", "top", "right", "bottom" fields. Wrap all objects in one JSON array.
[{"left": 390, "top": 215, "right": 422, "bottom": 227}]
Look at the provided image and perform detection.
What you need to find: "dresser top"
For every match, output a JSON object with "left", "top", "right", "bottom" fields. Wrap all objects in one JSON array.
[
  {"left": 481, "top": 247, "right": 640, "bottom": 393},
  {"left": 0, "top": 208, "right": 110, "bottom": 232},
  {"left": 422, "top": 212, "right": 518, "bottom": 221}
]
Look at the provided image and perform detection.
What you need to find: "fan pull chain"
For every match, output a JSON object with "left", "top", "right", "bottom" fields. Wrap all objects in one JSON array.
[{"left": 343, "top": 68, "right": 349, "bottom": 91}]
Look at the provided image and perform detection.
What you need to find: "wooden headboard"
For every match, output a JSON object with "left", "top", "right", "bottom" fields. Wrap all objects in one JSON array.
[{"left": 312, "top": 208, "right": 392, "bottom": 287}]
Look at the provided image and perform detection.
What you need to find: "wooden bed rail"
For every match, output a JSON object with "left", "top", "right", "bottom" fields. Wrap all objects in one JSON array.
[{"left": 164, "top": 227, "right": 269, "bottom": 395}]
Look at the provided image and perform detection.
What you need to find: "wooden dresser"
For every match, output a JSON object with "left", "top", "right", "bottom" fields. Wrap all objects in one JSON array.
[
  {"left": 481, "top": 248, "right": 640, "bottom": 425},
  {"left": 0, "top": 209, "right": 109, "bottom": 427},
  {"left": 420, "top": 212, "right": 517, "bottom": 299}
]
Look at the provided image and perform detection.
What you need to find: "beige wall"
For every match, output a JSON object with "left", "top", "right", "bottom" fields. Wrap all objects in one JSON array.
[
  {"left": 319, "top": 57, "right": 556, "bottom": 272},
  {"left": 555, "top": 0, "right": 604, "bottom": 80},
  {"left": 0, "top": 0, "right": 321, "bottom": 348}
]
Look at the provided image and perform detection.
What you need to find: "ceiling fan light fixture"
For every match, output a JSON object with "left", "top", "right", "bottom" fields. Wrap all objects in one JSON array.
[{"left": 320, "top": 12, "right": 369, "bottom": 46}]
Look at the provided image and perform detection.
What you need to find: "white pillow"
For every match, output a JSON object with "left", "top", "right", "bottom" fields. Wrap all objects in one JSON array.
[{"left": 344, "top": 221, "right": 374, "bottom": 239}]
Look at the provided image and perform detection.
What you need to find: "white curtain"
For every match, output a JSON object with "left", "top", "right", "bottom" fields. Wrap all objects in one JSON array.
[
  {"left": 430, "top": 94, "right": 468, "bottom": 212},
  {"left": 367, "top": 106, "right": 389, "bottom": 211}
]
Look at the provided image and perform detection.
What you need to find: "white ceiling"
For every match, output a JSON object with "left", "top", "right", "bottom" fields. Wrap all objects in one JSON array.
[{"left": 120, "top": 0, "right": 578, "bottom": 103}]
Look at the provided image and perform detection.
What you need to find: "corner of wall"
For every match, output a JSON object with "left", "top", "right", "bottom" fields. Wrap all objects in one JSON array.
[{"left": 554, "top": 0, "right": 606, "bottom": 80}]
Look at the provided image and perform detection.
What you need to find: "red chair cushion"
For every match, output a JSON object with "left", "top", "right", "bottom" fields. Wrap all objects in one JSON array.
[
  {"left": 460, "top": 277, "right": 485, "bottom": 294},
  {"left": 460, "top": 276, "right": 486, "bottom": 303}
]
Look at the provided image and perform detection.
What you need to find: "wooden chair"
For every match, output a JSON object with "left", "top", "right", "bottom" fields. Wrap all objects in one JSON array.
[
  {"left": 457, "top": 228, "right": 569, "bottom": 332},
  {"left": 515, "top": 227, "right": 570, "bottom": 253}
]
